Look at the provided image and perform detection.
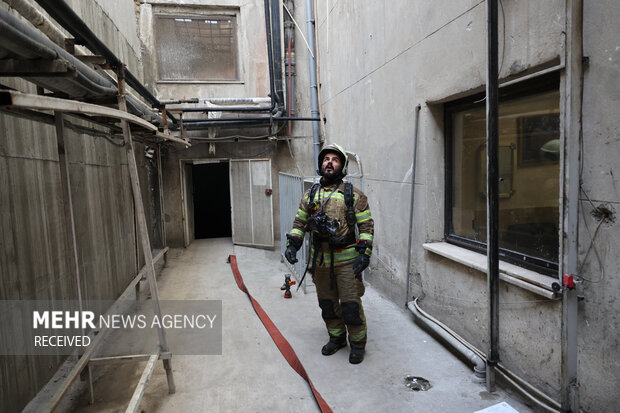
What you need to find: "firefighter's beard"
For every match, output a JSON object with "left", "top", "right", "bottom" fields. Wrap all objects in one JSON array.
[{"left": 320, "top": 165, "right": 342, "bottom": 184}]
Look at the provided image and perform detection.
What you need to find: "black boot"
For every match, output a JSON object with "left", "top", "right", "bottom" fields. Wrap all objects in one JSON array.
[
  {"left": 321, "top": 339, "right": 346, "bottom": 356},
  {"left": 349, "top": 347, "right": 365, "bottom": 364}
]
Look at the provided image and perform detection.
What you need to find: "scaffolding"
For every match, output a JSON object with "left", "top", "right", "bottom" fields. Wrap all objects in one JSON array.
[{"left": 0, "top": 2, "right": 192, "bottom": 411}]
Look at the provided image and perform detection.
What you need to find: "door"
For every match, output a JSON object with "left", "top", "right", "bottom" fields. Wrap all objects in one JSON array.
[
  {"left": 229, "top": 159, "right": 274, "bottom": 247},
  {"left": 181, "top": 161, "right": 194, "bottom": 247}
]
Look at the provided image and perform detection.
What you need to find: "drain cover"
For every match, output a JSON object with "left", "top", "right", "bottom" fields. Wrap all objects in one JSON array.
[{"left": 404, "top": 376, "right": 431, "bottom": 391}]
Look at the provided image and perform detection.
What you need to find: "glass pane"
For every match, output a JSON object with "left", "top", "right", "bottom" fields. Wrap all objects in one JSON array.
[
  {"left": 155, "top": 16, "right": 237, "bottom": 81},
  {"left": 451, "top": 89, "right": 560, "bottom": 262}
]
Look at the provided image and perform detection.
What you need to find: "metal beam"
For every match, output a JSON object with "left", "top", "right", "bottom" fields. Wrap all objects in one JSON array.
[
  {"left": 561, "top": 0, "right": 583, "bottom": 411},
  {"left": 486, "top": 0, "right": 500, "bottom": 393}
]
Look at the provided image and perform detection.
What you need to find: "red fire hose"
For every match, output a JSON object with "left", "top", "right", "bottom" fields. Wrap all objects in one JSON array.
[{"left": 228, "top": 255, "right": 333, "bottom": 413}]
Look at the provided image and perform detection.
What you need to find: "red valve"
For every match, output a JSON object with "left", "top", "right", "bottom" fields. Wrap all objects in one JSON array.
[{"left": 563, "top": 274, "right": 575, "bottom": 289}]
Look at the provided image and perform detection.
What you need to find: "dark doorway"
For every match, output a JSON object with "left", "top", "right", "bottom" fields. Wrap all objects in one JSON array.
[{"left": 193, "top": 162, "right": 232, "bottom": 238}]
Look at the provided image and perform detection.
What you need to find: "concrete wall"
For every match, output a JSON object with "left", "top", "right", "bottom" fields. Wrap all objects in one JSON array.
[
  {"left": 285, "top": 0, "right": 619, "bottom": 411},
  {"left": 139, "top": 0, "right": 270, "bottom": 101},
  {"left": 576, "top": 2, "right": 620, "bottom": 410},
  {"left": 0, "top": 2, "right": 161, "bottom": 411},
  {"left": 161, "top": 140, "right": 293, "bottom": 248},
  {"left": 139, "top": 0, "right": 285, "bottom": 248}
]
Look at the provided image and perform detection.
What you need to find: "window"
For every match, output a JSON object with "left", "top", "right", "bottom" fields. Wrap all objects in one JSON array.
[
  {"left": 154, "top": 14, "right": 238, "bottom": 81},
  {"left": 445, "top": 73, "right": 560, "bottom": 275}
]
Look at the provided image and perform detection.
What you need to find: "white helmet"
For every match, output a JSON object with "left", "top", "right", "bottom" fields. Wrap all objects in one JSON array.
[{"left": 317, "top": 143, "right": 349, "bottom": 177}]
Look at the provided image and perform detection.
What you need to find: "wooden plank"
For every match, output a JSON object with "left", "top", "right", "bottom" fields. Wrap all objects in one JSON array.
[
  {"left": 54, "top": 111, "right": 94, "bottom": 404},
  {"left": 89, "top": 351, "right": 171, "bottom": 366},
  {"left": 156, "top": 145, "right": 167, "bottom": 247},
  {"left": 117, "top": 83, "right": 175, "bottom": 394},
  {"left": 154, "top": 131, "right": 190, "bottom": 146},
  {"left": 54, "top": 112, "right": 85, "bottom": 317},
  {"left": 0, "top": 92, "right": 188, "bottom": 146},
  {"left": 0, "top": 90, "right": 157, "bottom": 132},
  {"left": 21, "top": 247, "right": 168, "bottom": 413},
  {"left": 125, "top": 352, "right": 159, "bottom": 413}
]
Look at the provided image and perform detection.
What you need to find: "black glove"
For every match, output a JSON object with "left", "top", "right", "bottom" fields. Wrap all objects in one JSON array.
[
  {"left": 353, "top": 254, "right": 370, "bottom": 274},
  {"left": 285, "top": 234, "right": 302, "bottom": 264},
  {"left": 285, "top": 245, "right": 298, "bottom": 264},
  {"left": 353, "top": 241, "right": 372, "bottom": 274}
]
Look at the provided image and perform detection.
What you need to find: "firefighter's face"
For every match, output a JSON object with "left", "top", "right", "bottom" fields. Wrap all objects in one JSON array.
[{"left": 321, "top": 153, "right": 342, "bottom": 175}]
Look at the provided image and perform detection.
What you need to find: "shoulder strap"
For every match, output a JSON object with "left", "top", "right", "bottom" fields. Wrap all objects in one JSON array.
[
  {"left": 307, "top": 183, "right": 320, "bottom": 211},
  {"left": 344, "top": 183, "right": 354, "bottom": 208},
  {"left": 344, "top": 182, "right": 356, "bottom": 226}
]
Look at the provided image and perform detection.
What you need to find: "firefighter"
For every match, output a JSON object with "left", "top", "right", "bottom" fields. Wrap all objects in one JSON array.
[{"left": 285, "top": 143, "right": 373, "bottom": 364}]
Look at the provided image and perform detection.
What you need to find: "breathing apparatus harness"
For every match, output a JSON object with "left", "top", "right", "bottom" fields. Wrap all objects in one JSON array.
[{"left": 297, "top": 181, "right": 356, "bottom": 290}]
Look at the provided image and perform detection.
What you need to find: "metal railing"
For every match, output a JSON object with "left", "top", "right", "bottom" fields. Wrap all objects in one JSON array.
[
  {"left": 279, "top": 172, "right": 365, "bottom": 293},
  {"left": 279, "top": 173, "right": 316, "bottom": 292}
]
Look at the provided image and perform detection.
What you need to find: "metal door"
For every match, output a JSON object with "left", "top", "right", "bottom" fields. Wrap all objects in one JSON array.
[{"left": 229, "top": 159, "right": 274, "bottom": 247}]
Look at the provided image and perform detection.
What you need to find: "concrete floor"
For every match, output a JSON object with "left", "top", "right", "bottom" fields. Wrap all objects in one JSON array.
[{"left": 73, "top": 238, "right": 535, "bottom": 412}]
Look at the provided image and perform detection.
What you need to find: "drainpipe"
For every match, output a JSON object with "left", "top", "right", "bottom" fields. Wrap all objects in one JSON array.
[
  {"left": 486, "top": 0, "right": 500, "bottom": 393},
  {"left": 284, "top": 0, "right": 295, "bottom": 136},
  {"left": 270, "top": 0, "right": 284, "bottom": 106},
  {"left": 405, "top": 105, "right": 421, "bottom": 306},
  {"left": 561, "top": 0, "right": 583, "bottom": 411},
  {"left": 305, "top": 0, "right": 321, "bottom": 172}
]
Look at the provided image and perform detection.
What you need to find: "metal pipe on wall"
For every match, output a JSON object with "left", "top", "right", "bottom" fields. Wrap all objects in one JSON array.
[
  {"left": 33, "top": 0, "right": 177, "bottom": 123},
  {"left": 305, "top": 0, "right": 321, "bottom": 172},
  {"left": 284, "top": 0, "right": 295, "bottom": 136},
  {"left": 270, "top": 0, "right": 284, "bottom": 106},
  {"left": 409, "top": 300, "right": 486, "bottom": 382},
  {"left": 405, "top": 105, "right": 421, "bottom": 306},
  {"left": 3, "top": 0, "right": 66, "bottom": 47},
  {"left": 485, "top": 0, "right": 500, "bottom": 393},
  {"left": 264, "top": 0, "right": 277, "bottom": 113},
  {"left": 32, "top": 0, "right": 291, "bottom": 129},
  {"left": 561, "top": 0, "right": 583, "bottom": 411},
  {"left": 0, "top": 5, "right": 167, "bottom": 126},
  {"left": 408, "top": 299, "right": 561, "bottom": 412}
]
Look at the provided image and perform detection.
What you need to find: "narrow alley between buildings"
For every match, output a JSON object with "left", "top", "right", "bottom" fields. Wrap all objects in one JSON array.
[{"left": 70, "top": 239, "right": 533, "bottom": 413}]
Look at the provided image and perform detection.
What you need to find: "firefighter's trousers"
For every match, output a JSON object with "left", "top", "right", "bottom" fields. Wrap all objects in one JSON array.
[{"left": 313, "top": 259, "right": 367, "bottom": 349}]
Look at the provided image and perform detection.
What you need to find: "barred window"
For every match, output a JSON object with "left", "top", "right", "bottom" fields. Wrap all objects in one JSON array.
[
  {"left": 445, "top": 73, "right": 560, "bottom": 274},
  {"left": 154, "top": 15, "right": 238, "bottom": 81}
]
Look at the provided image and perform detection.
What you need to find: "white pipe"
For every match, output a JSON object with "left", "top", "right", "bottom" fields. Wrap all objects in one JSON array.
[
  {"left": 408, "top": 301, "right": 486, "bottom": 382},
  {"left": 409, "top": 298, "right": 561, "bottom": 411},
  {"left": 198, "top": 97, "right": 272, "bottom": 105}
]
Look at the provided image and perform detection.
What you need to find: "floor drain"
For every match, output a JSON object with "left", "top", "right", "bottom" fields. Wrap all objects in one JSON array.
[{"left": 404, "top": 376, "right": 431, "bottom": 391}]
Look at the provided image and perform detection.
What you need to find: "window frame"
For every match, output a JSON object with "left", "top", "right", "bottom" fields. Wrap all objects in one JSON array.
[
  {"left": 444, "top": 72, "right": 561, "bottom": 276},
  {"left": 153, "top": 13, "right": 240, "bottom": 83}
]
